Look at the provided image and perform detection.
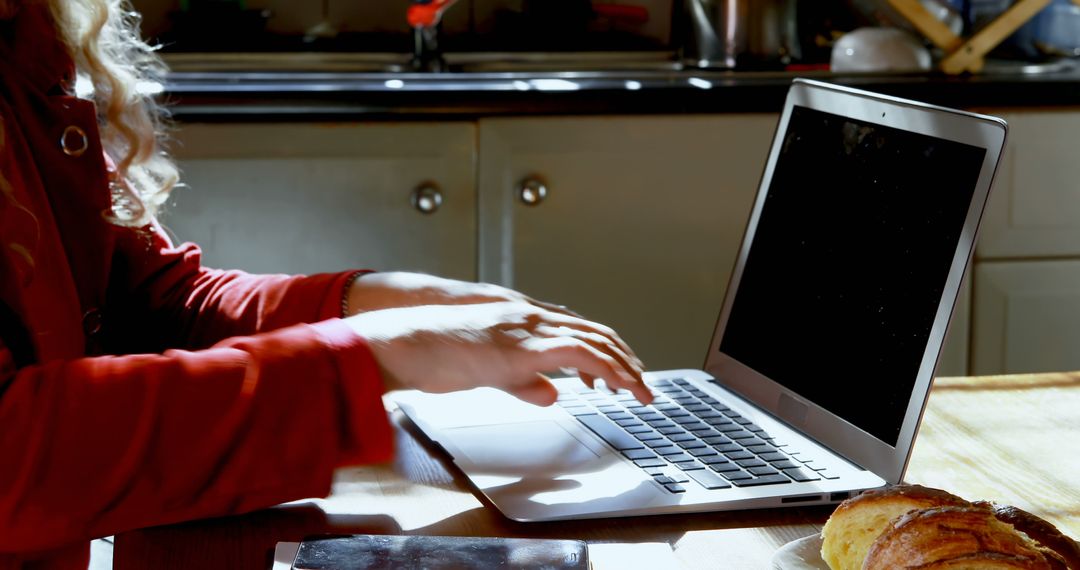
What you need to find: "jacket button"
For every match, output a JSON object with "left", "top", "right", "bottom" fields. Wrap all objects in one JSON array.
[
  {"left": 61, "top": 125, "right": 89, "bottom": 157},
  {"left": 82, "top": 309, "right": 103, "bottom": 336}
]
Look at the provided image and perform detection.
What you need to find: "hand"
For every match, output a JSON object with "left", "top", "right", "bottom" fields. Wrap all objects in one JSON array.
[{"left": 345, "top": 302, "right": 652, "bottom": 406}]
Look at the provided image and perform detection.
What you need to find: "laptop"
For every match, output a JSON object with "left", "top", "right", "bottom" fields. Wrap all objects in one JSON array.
[{"left": 391, "top": 79, "right": 1007, "bottom": 522}]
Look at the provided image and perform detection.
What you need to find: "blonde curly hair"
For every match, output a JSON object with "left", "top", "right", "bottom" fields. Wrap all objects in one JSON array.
[{"left": 1, "top": 0, "right": 177, "bottom": 226}]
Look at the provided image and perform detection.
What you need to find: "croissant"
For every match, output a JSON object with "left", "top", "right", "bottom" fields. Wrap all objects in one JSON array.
[
  {"left": 863, "top": 504, "right": 1061, "bottom": 570},
  {"left": 820, "top": 484, "right": 969, "bottom": 570},
  {"left": 820, "top": 485, "right": 1080, "bottom": 570}
]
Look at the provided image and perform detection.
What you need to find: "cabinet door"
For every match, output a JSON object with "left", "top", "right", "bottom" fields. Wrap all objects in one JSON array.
[
  {"left": 977, "top": 111, "right": 1080, "bottom": 260},
  {"left": 165, "top": 122, "right": 477, "bottom": 280},
  {"left": 478, "top": 115, "right": 777, "bottom": 369},
  {"left": 972, "top": 260, "right": 1080, "bottom": 374}
]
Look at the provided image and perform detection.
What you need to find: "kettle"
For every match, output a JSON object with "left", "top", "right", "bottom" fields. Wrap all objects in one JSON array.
[{"left": 680, "top": 0, "right": 801, "bottom": 69}]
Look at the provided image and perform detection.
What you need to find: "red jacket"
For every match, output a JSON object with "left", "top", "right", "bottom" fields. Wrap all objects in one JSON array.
[{"left": 0, "top": 7, "right": 392, "bottom": 568}]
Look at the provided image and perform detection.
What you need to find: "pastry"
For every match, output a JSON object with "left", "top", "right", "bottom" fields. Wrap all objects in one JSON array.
[
  {"left": 863, "top": 504, "right": 1060, "bottom": 569},
  {"left": 820, "top": 485, "right": 1080, "bottom": 569},
  {"left": 989, "top": 503, "right": 1080, "bottom": 570},
  {"left": 820, "top": 484, "right": 969, "bottom": 570}
]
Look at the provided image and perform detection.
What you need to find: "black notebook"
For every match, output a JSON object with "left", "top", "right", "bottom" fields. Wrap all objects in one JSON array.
[{"left": 291, "top": 534, "right": 590, "bottom": 570}]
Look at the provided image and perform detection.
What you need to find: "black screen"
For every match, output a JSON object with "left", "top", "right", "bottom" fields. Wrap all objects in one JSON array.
[{"left": 719, "top": 106, "right": 986, "bottom": 446}]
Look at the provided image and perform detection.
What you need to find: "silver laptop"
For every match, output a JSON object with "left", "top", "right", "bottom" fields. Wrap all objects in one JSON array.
[{"left": 391, "top": 79, "right": 1007, "bottom": 522}]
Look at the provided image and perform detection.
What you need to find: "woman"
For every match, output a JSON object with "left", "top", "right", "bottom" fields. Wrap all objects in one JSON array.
[{"left": 0, "top": 1, "right": 649, "bottom": 567}]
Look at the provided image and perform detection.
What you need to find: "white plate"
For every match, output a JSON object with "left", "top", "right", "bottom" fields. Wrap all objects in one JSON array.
[{"left": 771, "top": 534, "right": 830, "bottom": 570}]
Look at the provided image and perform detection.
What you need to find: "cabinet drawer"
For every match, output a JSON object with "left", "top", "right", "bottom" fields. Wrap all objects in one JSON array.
[
  {"left": 973, "top": 260, "right": 1080, "bottom": 374},
  {"left": 977, "top": 111, "right": 1080, "bottom": 260},
  {"left": 166, "top": 122, "right": 477, "bottom": 279}
]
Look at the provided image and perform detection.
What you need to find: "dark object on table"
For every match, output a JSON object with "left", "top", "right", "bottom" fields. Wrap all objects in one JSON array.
[{"left": 291, "top": 534, "right": 589, "bottom": 570}]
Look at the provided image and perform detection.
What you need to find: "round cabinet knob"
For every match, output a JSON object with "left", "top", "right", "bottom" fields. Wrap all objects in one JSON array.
[
  {"left": 518, "top": 177, "right": 548, "bottom": 206},
  {"left": 411, "top": 183, "right": 443, "bottom": 214}
]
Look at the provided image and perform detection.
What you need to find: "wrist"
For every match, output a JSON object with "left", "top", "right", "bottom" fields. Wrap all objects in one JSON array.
[{"left": 341, "top": 270, "right": 371, "bottom": 317}]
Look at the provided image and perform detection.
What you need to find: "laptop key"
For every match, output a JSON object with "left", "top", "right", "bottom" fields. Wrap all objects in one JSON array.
[
  {"left": 710, "top": 462, "right": 742, "bottom": 473},
  {"left": 615, "top": 419, "right": 644, "bottom": 428},
  {"left": 770, "top": 460, "right": 799, "bottom": 470},
  {"left": 653, "top": 475, "right": 678, "bottom": 485},
  {"left": 749, "top": 466, "right": 780, "bottom": 476},
  {"left": 714, "top": 443, "right": 743, "bottom": 454},
  {"left": 782, "top": 467, "right": 821, "bottom": 482},
  {"left": 633, "top": 458, "right": 667, "bottom": 468},
  {"left": 644, "top": 438, "right": 674, "bottom": 448},
  {"left": 689, "top": 447, "right": 718, "bottom": 457},
  {"left": 687, "top": 468, "right": 733, "bottom": 490},
  {"left": 703, "top": 436, "right": 733, "bottom": 446},
  {"left": 677, "top": 440, "right": 706, "bottom": 450},
  {"left": 675, "top": 461, "right": 705, "bottom": 471},
  {"left": 736, "top": 458, "right": 766, "bottom": 468},
  {"left": 663, "top": 483, "right": 686, "bottom": 493},
  {"left": 647, "top": 420, "right": 678, "bottom": 430},
  {"left": 758, "top": 452, "right": 788, "bottom": 462},
  {"left": 577, "top": 414, "right": 644, "bottom": 451},
  {"left": 720, "top": 469, "right": 753, "bottom": 481},
  {"left": 724, "top": 451, "right": 755, "bottom": 460},
  {"left": 639, "top": 413, "right": 665, "bottom": 422},
  {"left": 605, "top": 412, "right": 634, "bottom": 421},
  {"left": 627, "top": 425, "right": 657, "bottom": 435},
  {"left": 622, "top": 449, "right": 658, "bottom": 460},
  {"left": 731, "top": 474, "right": 791, "bottom": 487},
  {"left": 701, "top": 455, "right": 730, "bottom": 465},
  {"left": 665, "top": 453, "right": 695, "bottom": 464},
  {"left": 728, "top": 430, "right": 755, "bottom": 440},
  {"left": 655, "top": 447, "right": 685, "bottom": 457},
  {"left": 644, "top": 467, "right": 666, "bottom": 476},
  {"left": 684, "top": 404, "right": 711, "bottom": 413},
  {"left": 669, "top": 432, "right": 697, "bottom": 443},
  {"left": 658, "top": 426, "right": 684, "bottom": 435}
]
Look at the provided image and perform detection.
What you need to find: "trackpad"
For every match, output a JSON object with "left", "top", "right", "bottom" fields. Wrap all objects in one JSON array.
[{"left": 444, "top": 421, "right": 607, "bottom": 476}]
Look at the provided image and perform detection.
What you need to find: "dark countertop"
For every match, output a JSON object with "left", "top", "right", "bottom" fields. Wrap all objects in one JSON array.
[{"left": 164, "top": 60, "right": 1080, "bottom": 121}]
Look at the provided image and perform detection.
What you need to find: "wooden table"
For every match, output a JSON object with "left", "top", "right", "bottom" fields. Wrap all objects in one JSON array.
[{"left": 114, "top": 373, "right": 1080, "bottom": 569}]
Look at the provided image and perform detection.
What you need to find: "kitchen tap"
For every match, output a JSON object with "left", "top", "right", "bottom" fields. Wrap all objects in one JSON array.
[{"left": 408, "top": 0, "right": 459, "bottom": 72}]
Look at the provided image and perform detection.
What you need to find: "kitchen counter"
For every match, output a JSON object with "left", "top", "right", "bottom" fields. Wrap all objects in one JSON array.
[{"left": 162, "top": 56, "right": 1080, "bottom": 120}]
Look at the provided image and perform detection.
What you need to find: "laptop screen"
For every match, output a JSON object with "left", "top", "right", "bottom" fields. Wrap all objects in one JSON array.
[{"left": 718, "top": 105, "right": 986, "bottom": 446}]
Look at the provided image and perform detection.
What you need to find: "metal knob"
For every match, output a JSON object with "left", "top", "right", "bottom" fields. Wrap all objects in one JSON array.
[
  {"left": 518, "top": 177, "right": 548, "bottom": 206},
  {"left": 411, "top": 183, "right": 443, "bottom": 214}
]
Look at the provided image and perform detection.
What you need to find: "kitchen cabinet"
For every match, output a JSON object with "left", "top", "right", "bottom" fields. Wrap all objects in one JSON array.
[
  {"left": 164, "top": 122, "right": 477, "bottom": 280},
  {"left": 972, "top": 260, "right": 1080, "bottom": 374},
  {"left": 477, "top": 115, "right": 774, "bottom": 369},
  {"left": 970, "top": 110, "right": 1080, "bottom": 375}
]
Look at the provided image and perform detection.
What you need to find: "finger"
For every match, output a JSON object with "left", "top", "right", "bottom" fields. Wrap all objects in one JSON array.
[
  {"left": 525, "top": 337, "right": 653, "bottom": 404},
  {"left": 536, "top": 324, "right": 642, "bottom": 385},
  {"left": 526, "top": 297, "right": 586, "bottom": 320},
  {"left": 505, "top": 375, "right": 560, "bottom": 407},
  {"left": 539, "top": 312, "right": 646, "bottom": 371}
]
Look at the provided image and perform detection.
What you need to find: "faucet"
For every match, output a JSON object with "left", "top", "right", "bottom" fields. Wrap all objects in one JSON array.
[{"left": 407, "top": 0, "right": 460, "bottom": 72}]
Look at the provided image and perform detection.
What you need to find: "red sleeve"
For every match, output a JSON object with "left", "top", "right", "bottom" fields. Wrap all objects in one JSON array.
[
  {"left": 107, "top": 220, "right": 369, "bottom": 352},
  {"left": 0, "top": 319, "right": 392, "bottom": 553}
]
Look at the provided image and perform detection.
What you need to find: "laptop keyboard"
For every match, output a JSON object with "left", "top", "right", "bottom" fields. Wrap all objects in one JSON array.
[{"left": 557, "top": 378, "right": 839, "bottom": 494}]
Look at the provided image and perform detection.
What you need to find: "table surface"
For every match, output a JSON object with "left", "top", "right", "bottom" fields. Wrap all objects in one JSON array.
[{"left": 114, "top": 373, "right": 1080, "bottom": 570}]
